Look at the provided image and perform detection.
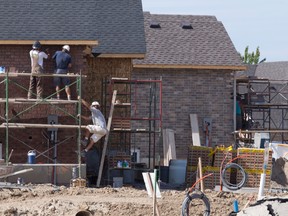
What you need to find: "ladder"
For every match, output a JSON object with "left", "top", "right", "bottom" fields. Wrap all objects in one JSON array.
[{"left": 96, "top": 90, "right": 117, "bottom": 187}]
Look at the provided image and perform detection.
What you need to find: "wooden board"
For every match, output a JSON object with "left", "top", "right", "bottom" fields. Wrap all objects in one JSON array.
[
  {"left": 97, "top": 90, "right": 117, "bottom": 187},
  {"left": 142, "top": 172, "right": 161, "bottom": 198},
  {"left": 190, "top": 114, "right": 201, "bottom": 146},
  {"left": 162, "top": 129, "right": 176, "bottom": 166}
]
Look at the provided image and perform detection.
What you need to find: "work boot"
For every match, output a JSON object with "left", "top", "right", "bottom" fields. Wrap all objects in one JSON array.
[{"left": 81, "top": 139, "right": 88, "bottom": 147}]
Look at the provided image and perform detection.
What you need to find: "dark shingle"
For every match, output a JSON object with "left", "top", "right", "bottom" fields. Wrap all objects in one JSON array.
[
  {"left": 133, "top": 12, "right": 244, "bottom": 68},
  {"left": 0, "top": 0, "right": 146, "bottom": 55},
  {"left": 255, "top": 62, "right": 288, "bottom": 80}
]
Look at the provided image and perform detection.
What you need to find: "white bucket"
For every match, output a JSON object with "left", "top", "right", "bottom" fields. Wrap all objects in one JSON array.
[{"left": 27, "top": 150, "right": 36, "bottom": 164}]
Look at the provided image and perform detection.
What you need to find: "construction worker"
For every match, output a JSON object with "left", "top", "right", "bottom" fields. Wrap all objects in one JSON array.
[
  {"left": 52, "top": 45, "right": 72, "bottom": 100},
  {"left": 28, "top": 41, "right": 50, "bottom": 99},
  {"left": 77, "top": 97, "right": 107, "bottom": 157}
]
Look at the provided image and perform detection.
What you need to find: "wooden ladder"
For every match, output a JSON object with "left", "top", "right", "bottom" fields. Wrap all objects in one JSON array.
[{"left": 96, "top": 90, "right": 117, "bottom": 187}]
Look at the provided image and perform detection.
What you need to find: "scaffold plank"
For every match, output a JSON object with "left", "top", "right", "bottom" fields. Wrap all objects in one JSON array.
[
  {"left": 0, "top": 72, "right": 86, "bottom": 78},
  {"left": 1, "top": 123, "right": 86, "bottom": 129},
  {"left": 0, "top": 98, "right": 78, "bottom": 104}
]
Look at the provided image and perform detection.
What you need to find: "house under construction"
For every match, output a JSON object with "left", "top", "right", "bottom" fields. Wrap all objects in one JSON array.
[{"left": 0, "top": 0, "right": 250, "bottom": 186}]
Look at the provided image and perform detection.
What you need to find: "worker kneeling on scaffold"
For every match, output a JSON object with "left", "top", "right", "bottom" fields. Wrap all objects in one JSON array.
[{"left": 77, "top": 96, "right": 107, "bottom": 157}]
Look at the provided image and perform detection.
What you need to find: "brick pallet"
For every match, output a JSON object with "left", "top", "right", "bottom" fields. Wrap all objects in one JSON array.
[
  {"left": 186, "top": 166, "right": 197, "bottom": 187},
  {"left": 237, "top": 148, "right": 273, "bottom": 170},
  {"left": 213, "top": 147, "right": 236, "bottom": 167},
  {"left": 237, "top": 148, "right": 273, "bottom": 188},
  {"left": 203, "top": 167, "right": 227, "bottom": 189},
  {"left": 187, "top": 146, "right": 213, "bottom": 167},
  {"left": 186, "top": 166, "right": 231, "bottom": 189},
  {"left": 237, "top": 169, "right": 271, "bottom": 188}
]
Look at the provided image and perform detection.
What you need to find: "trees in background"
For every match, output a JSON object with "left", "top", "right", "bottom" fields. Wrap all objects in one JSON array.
[{"left": 240, "top": 46, "right": 266, "bottom": 64}]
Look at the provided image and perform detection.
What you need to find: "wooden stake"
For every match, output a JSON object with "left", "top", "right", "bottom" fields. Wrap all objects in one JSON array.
[{"left": 198, "top": 157, "right": 204, "bottom": 192}]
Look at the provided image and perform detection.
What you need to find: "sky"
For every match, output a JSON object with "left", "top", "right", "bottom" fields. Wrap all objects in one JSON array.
[{"left": 142, "top": 0, "right": 287, "bottom": 62}]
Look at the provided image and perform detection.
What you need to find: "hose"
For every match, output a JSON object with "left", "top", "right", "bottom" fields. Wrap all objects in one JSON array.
[
  {"left": 181, "top": 191, "right": 210, "bottom": 216},
  {"left": 221, "top": 163, "right": 247, "bottom": 190}
]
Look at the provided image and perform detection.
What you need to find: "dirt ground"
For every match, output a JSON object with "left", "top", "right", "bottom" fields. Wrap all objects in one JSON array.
[
  {"left": 0, "top": 182, "right": 287, "bottom": 216},
  {"left": 1, "top": 156, "right": 288, "bottom": 216}
]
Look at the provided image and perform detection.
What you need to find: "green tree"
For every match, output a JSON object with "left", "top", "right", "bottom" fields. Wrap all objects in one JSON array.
[{"left": 240, "top": 46, "right": 266, "bottom": 64}]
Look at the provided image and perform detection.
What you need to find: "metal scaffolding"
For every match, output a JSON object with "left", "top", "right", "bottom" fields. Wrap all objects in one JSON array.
[
  {"left": 235, "top": 76, "right": 288, "bottom": 146},
  {"left": 0, "top": 72, "right": 85, "bottom": 183},
  {"left": 102, "top": 77, "right": 162, "bottom": 184}
]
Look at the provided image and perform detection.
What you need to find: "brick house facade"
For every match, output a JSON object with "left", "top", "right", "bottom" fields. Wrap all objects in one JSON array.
[
  {"left": 0, "top": 1, "right": 246, "bottom": 169},
  {"left": 132, "top": 68, "right": 235, "bottom": 160}
]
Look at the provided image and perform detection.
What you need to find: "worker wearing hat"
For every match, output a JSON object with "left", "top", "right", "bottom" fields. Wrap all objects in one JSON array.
[
  {"left": 78, "top": 97, "right": 107, "bottom": 157},
  {"left": 52, "top": 45, "right": 72, "bottom": 100},
  {"left": 28, "top": 40, "right": 50, "bottom": 99}
]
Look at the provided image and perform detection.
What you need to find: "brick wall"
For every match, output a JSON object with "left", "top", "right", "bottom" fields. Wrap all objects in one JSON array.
[
  {"left": 132, "top": 68, "right": 235, "bottom": 160},
  {"left": 0, "top": 44, "right": 90, "bottom": 163},
  {"left": 0, "top": 45, "right": 88, "bottom": 99},
  {"left": 0, "top": 46, "right": 133, "bottom": 163}
]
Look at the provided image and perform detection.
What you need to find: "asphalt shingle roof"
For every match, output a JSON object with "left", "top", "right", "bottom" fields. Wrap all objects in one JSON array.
[
  {"left": 237, "top": 61, "right": 288, "bottom": 81},
  {"left": 255, "top": 61, "right": 288, "bottom": 80},
  {"left": 133, "top": 12, "right": 244, "bottom": 68},
  {"left": 0, "top": 0, "right": 146, "bottom": 55}
]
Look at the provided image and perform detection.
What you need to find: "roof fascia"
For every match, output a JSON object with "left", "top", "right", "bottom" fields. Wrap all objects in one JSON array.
[
  {"left": 97, "top": 53, "right": 145, "bottom": 59},
  {"left": 133, "top": 64, "right": 247, "bottom": 71},
  {"left": 0, "top": 40, "right": 98, "bottom": 46}
]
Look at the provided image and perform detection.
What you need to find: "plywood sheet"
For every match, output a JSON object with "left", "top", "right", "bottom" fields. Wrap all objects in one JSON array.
[
  {"left": 190, "top": 114, "right": 201, "bottom": 146},
  {"left": 162, "top": 129, "right": 176, "bottom": 166}
]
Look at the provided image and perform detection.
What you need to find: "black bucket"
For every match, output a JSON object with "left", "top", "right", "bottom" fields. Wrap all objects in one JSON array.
[
  {"left": 75, "top": 210, "right": 92, "bottom": 216},
  {"left": 156, "top": 166, "right": 169, "bottom": 183}
]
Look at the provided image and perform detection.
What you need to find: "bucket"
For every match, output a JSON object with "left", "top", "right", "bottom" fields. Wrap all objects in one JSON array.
[
  {"left": 72, "top": 166, "right": 79, "bottom": 179},
  {"left": 27, "top": 150, "right": 36, "bottom": 164},
  {"left": 113, "top": 177, "right": 123, "bottom": 188},
  {"left": 169, "top": 159, "right": 187, "bottom": 185},
  {"left": 159, "top": 166, "right": 169, "bottom": 183},
  {"left": 75, "top": 211, "right": 92, "bottom": 216}
]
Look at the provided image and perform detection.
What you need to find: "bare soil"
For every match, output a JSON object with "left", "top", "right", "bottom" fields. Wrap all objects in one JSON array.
[{"left": 0, "top": 183, "right": 287, "bottom": 216}]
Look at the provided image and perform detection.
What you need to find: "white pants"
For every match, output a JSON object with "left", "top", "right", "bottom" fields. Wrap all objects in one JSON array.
[{"left": 86, "top": 125, "right": 107, "bottom": 143}]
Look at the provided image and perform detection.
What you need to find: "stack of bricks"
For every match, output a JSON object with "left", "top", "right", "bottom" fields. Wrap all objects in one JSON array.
[
  {"left": 202, "top": 166, "right": 222, "bottom": 189},
  {"left": 185, "top": 146, "right": 213, "bottom": 187},
  {"left": 203, "top": 147, "right": 235, "bottom": 189},
  {"left": 237, "top": 148, "right": 273, "bottom": 188}
]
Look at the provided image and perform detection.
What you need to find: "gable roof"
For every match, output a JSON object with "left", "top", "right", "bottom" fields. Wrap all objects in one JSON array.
[
  {"left": 92, "top": 0, "right": 146, "bottom": 58},
  {"left": 0, "top": 0, "right": 146, "bottom": 57},
  {"left": 133, "top": 12, "right": 246, "bottom": 70},
  {"left": 236, "top": 61, "right": 288, "bottom": 81}
]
